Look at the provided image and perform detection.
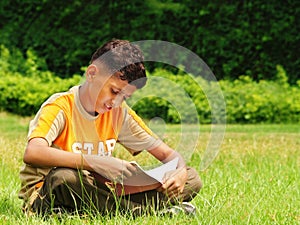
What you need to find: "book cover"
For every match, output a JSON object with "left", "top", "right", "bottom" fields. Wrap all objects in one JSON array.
[{"left": 92, "top": 157, "right": 179, "bottom": 196}]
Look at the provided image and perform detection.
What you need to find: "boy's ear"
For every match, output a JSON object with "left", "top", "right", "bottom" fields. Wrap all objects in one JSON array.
[{"left": 86, "top": 64, "right": 97, "bottom": 81}]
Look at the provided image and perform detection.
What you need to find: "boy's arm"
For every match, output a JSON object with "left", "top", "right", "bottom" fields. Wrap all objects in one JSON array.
[
  {"left": 23, "top": 138, "right": 90, "bottom": 169},
  {"left": 23, "top": 137, "right": 137, "bottom": 181},
  {"left": 148, "top": 142, "right": 188, "bottom": 198}
]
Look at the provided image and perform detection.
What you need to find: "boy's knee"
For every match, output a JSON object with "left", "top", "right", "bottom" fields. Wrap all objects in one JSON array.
[
  {"left": 180, "top": 167, "right": 202, "bottom": 202},
  {"left": 46, "top": 168, "right": 80, "bottom": 188},
  {"left": 32, "top": 168, "right": 83, "bottom": 213},
  {"left": 187, "top": 167, "right": 203, "bottom": 192}
]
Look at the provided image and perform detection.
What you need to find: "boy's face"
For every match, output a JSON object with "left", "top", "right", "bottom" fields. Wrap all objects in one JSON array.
[{"left": 86, "top": 64, "right": 137, "bottom": 115}]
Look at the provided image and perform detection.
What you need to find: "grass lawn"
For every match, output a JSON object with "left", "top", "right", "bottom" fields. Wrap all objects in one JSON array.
[{"left": 0, "top": 112, "right": 299, "bottom": 224}]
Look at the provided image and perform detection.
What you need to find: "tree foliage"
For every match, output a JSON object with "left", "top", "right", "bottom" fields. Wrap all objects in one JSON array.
[{"left": 0, "top": 0, "right": 299, "bottom": 82}]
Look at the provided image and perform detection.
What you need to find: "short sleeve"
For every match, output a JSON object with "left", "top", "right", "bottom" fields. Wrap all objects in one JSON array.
[
  {"left": 118, "top": 104, "right": 162, "bottom": 155},
  {"left": 28, "top": 104, "right": 65, "bottom": 146}
]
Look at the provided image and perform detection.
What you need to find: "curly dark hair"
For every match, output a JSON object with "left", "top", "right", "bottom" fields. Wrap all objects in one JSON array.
[{"left": 91, "top": 39, "right": 147, "bottom": 89}]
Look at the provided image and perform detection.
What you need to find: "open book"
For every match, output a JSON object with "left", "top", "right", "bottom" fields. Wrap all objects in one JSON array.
[{"left": 92, "top": 157, "right": 179, "bottom": 196}]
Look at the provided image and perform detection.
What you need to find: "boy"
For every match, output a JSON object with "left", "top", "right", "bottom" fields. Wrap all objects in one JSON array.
[{"left": 18, "top": 39, "right": 202, "bottom": 216}]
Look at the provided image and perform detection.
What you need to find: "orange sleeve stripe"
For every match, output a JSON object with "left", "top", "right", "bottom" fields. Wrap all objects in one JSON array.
[{"left": 29, "top": 106, "right": 62, "bottom": 139}]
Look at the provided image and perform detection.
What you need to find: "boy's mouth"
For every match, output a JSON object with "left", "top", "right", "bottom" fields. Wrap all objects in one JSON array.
[{"left": 105, "top": 103, "right": 112, "bottom": 111}]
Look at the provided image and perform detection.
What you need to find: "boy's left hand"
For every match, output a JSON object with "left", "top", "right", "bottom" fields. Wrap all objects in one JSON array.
[{"left": 157, "top": 167, "right": 188, "bottom": 199}]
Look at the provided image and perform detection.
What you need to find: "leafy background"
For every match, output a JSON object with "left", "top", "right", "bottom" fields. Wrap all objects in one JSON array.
[{"left": 0, "top": 0, "right": 299, "bottom": 123}]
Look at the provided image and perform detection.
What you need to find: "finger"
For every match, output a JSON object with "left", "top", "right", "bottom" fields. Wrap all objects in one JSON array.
[
  {"left": 119, "top": 162, "right": 137, "bottom": 179},
  {"left": 166, "top": 184, "right": 179, "bottom": 193},
  {"left": 165, "top": 185, "right": 183, "bottom": 198},
  {"left": 119, "top": 160, "right": 135, "bottom": 171},
  {"left": 164, "top": 167, "right": 186, "bottom": 181},
  {"left": 162, "top": 179, "right": 183, "bottom": 197},
  {"left": 120, "top": 169, "right": 133, "bottom": 179},
  {"left": 126, "top": 163, "right": 138, "bottom": 174},
  {"left": 162, "top": 176, "right": 175, "bottom": 189},
  {"left": 165, "top": 184, "right": 180, "bottom": 196},
  {"left": 123, "top": 163, "right": 138, "bottom": 177}
]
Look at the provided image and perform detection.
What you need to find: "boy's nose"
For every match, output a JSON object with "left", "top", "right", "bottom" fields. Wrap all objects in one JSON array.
[{"left": 111, "top": 95, "right": 123, "bottom": 107}]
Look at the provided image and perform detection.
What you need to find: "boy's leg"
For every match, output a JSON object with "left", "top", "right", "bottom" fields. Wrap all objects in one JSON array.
[
  {"left": 31, "top": 166, "right": 201, "bottom": 215},
  {"left": 126, "top": 166, "right": 202, "bottom": 207},
  {"left": 32, "top": 167, "right": 121, "bottom": 214},
  {"left": 177, "top": 167, "right": 202, "bottom": 202}
]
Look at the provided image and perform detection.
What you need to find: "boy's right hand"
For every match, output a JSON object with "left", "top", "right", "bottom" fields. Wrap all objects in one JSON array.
[{"left": 83, "top": 155, "right": 137, "bottom": 183}]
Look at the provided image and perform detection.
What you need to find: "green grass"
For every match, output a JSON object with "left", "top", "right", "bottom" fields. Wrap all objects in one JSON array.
[{"left": 0, "top": 112, "right": 299, "bottom": 224}]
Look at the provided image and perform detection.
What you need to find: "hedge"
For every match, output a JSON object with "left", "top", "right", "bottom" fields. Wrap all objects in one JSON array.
[
  {"left": 0, "top": 45, "right": 299, "bottom": 123},
  {"left": 0, "top": 45, "right": 82, "bottom": 116},
  {"left": 129, "top": 66, "right": 300, "bottom": 124}
]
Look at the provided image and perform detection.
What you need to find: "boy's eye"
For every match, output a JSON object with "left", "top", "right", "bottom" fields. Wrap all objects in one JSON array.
[
  {"left": 111, "top": 88, "right": 131, "bottom": 101},
  {"left": 111, "top": 89, "right": 119, "bottom": 95}
]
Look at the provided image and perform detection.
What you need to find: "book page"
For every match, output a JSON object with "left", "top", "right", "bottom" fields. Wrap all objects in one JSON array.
[{"left": 122, "top": 157, "right": 179, "bottom": 186}]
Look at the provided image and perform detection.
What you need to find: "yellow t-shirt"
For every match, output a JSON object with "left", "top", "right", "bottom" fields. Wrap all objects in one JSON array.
[{"left": 19, "top": 86, "right": 161, "bottom": 203}]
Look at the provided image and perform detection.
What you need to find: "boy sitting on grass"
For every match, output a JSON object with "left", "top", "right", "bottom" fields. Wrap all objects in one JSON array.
[{"left": 18, "top": 39, "right": 202, "bottom": 216}]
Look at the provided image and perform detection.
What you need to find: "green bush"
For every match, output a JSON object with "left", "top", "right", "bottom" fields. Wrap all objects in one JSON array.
[
  {"left": 127, "top": 69, "right": 209, "bottom": 124},
  {"left": 0, "top": 73, "right": 81, "bottom": 116},
  {"left": 0, "top": 45, "right": 81, "bottom": 116},
  {"left": 220, "top": 65, "right": 300, "bottom": 123},
  {"left": 129, "top": 66, "right": 300, "bottom": 124},
  {"left": 0, "top": 45, "right": 299, "bottom": 123}
]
